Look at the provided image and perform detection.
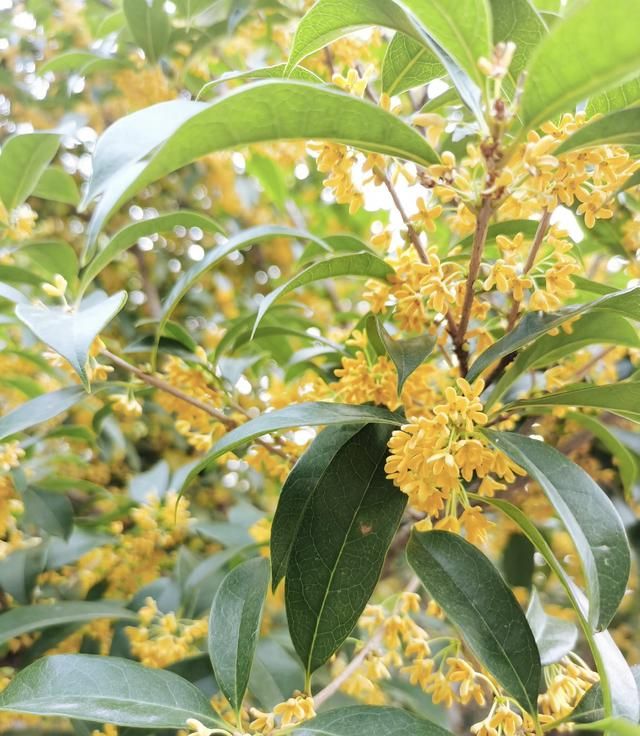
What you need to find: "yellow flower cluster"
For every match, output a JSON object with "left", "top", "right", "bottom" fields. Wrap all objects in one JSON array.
[
  {"left": 0, "top": 440, "right": 25, "bottom": 472},
  {"left": 250, "top": 694, "right": 315, "bottom": 733},
  {"left": 126, "top": 597, "right": 208, "bottom": 668},
  {"left": 385, "top": 379, "right": 523, "bottom": 530},
  {"left": 538, "top": 654, "right": 599, "bottom": 724}
]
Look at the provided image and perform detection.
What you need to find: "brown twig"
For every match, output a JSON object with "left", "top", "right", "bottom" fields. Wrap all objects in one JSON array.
[{"left": 101, "top": 349, "right": 293, "bottom": 461}]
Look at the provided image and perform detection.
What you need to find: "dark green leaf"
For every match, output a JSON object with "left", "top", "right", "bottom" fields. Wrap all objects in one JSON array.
[
  {"left": 286, "top": 424, "right": 407, "bottom": 674},
  {"left": 467, "top": 286, "right": 640, "bottom": 382},
  {"left": 381, "top": 33, "right": 444, "bottom": 95},
  {"left": 0, "top": 655, "right": 225, "bottom": 729},
  {"left": 16, "top": 291, "right": 127, "bottom": 388},
  {"left": 0, "top": 385, "right": 90, "bottom": 441},
  {"left": 407, "top": 529, "right": 541, "bottom": 714},
  {"left": 123, "top": 0, "right": 171, "bottom": 63},
  {"left": 22, "top": 489, "right": 73, "bottom": 539},
  {"left": 271, "top": 425, "right": 364, "bottom": 590},
  {"left": 377, "top": 320, "right": 435, "bottom": 392},
  {"left": 484, "top": 431, "right": 630, "bottom": 630},
  {"left": 179, "top": 402, "right": 405, "bottom": 495},
  {"left": 0, "top": 132, "right": 60, "bottom": 210},
  {"left": 253, "top": 253, "right": 393, "bottom": 336},
  {"left": 0, "top": 602, "right": 138, "bottom": 646},
  {"left": 209, "top": 557, "right": 270, "bottom": 713},
  {"left": 556, "top": 108, "right": 640, "bottom": 154},
  {"left": 526, "top": 589, "right": 578, "bottom": 665},
  {"left": 520, "top": 0, "right": 640, "bottom": 131},
  {"left": 293, "top": 705, "right": 453, "bottom": 736}
]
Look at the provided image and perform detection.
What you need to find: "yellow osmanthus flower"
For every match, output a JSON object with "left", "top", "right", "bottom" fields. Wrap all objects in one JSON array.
[
  {"left": 0, "top": 441, "right": 25, "bottom": 472},
  {"left": 4, "top": 204, "right": 37, "bottom": 241}
]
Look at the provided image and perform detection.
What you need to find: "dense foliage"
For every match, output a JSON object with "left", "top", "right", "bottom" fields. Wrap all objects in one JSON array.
[{"left": 1, "top": 1, "right": 640, "bottom": 735}]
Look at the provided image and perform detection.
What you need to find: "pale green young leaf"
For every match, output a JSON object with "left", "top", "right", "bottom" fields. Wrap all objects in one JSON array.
[
  {"left": 16, "top": 291, "right": 127, "bottom": 388},
  {"left": 381, "top": 33, "right": 444, "bottom": 95},
  {"left": 556, "top": 108, "right": 640, "bottom": 153},
  {"left": 123, "top": 0, "right": 171, "bottom": 63},
  {"left": 32, "top": 167, "right": 80, "bottom": 205},
  {"left": 586, "top": 78, "right": 640, "bottom": 116},
  {"left": 520, "top": 0, "right": 640, "bottom": 131},
  {"left": 0, "top": 132, "right": 60, "bottom": 210}
]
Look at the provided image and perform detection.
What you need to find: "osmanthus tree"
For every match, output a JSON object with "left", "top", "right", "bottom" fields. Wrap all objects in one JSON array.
[{"left": 1, "top": 0, "right": 640, "bottom": 735}]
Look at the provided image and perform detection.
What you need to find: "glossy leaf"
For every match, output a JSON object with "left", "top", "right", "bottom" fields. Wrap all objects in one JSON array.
[
  {"left": 505, "top": 383, "right": 640, "bottom": 423},
  {"left": 253, "top": 253, "right": 393, "bottom": 336},
  {"left": 271, "top": 424, "right": 363, "bottom": 589},
  {"left": 489, "top": 0, "right": 547, "bottom": 87},
  {"left": 79, "top": 211, "right": 224, "bottom": 294},
  {"left": 0, "top": 602, "right": 137, "bottom": 646},
  {"left": 123, "top": 0, "right": 171, "bottom": 63},
  {"left": 467, "top": 286, "right": 640, "bottom": 381},
  {"left": 569, "top": 666, "right": 640, "bottom": 724},
  {"left": 85, "top": 81, "right": 438, "bottom": 243},
  {"left": 286, "top": 423, "right": 407, "bottom": 674},
  {"left": 377, "top": 320, "right": 435, "bottom": 392},
  {"left": 0, "top": 132, "right": 60, "bottom": 210},
  {"left": 0, "top": 655, "right": 225, "bottom": 729},
  {"left": 197, "top": 64, "right": 323, "bottom": 99},
  {"left": 520, "top": 0, "right": 640, "bottom": 131},
  {"left": 586, "top": 78, "right": 640, "bottom": 116},
  {"left": 526, "top": 589, "right": 578, "bottom": 665},
  {"left": 395, "top": 0, "right": 492, "bottom": 86},
  {"left": 32, "top": 166, "right": 80, "bottom": 205},
  {"left": 285, "top": 0, "right": 425, "bottom": 74},
  {"left": 178, "top": 402, "right": 404, "bottom": 495},
  {"left": 470, "top": 493, "right": 639, "bottom": 721},
  {"left": 16, "top": 291, "right": 127, "bottom": 388},
  {"left": 293, "top": 706, "right": 453, "bottom": 736},
  {"left": 484, "top": 431, "right": 630, "bottom": 630},
  {"left": 22, "top": 488, "right": 73, "bottom": 539},
  {"left": 381, "top": 33, "right": 444, "bottom": 95},
  {"left": 0, "top": 385, "right": 90, "bottom": 441},
  {"left": 209, "top": 557, "right": 270, "bottom": 713},
  {"left": 556, "top": 109, "right": 640, "bottom": 154},
  {"left": 408, "top": 529, "right": 541, "bottom": 714},
  {"left": 156, "top": 225, "right": 331, "bottom": 360}
]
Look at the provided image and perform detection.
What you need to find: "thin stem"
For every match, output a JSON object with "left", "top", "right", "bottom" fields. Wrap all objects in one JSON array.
[
  {"left": 455, "top": 197, "right": 493, "bottom": 375},
  {"left": 101, "top": 349, "right": 293, "bottom": 461}
]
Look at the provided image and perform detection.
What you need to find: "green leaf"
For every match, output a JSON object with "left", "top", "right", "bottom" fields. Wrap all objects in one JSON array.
[
  {"left": 286, "top": 423, "right": 407, "bottom": 675},
  {"left": 197, "top": 64, "right": 323, "bottom": 99},
  {"left": 469, "top": 493, "right": 639, "bottom": 722},
  {"left": 395, "top": 0, "right": 492, "bottom": 86},
  {"left": 505, "top": 382, "right": 640, "bottom": 423},
  {"left": 0, "top": 545, "right": 47, "bottom": 604},
  {"left": 485, "top": 311, "right": 640, "bottom": 409},
  {"left": 467, "top": 286, "right": 640, "bottom": 382},
  {"left": 0, "top": 655, "right": 225, "bottom": 729},
  {"left": 0, "top": 602, "right": 138, "bottom": 646},
  {"left": 376, "top": 320, "right": 435, "bottom": 392},
  {"left": 247, "top": 153, "right": 288, "bottom": 209},
  {"left": 271, "top": 425, "right": 363, "bottom": 590},
  {"left": 156, "top": 225, "right": 331, "bottom": 363},
  {"left": 16, "top": 291, "right": 127, "bottom": 388},
  {"left": 208, "top": 557, "right": 270, "bottom": 713},
  {"left": 586, "top": 78, "right": 640, "bottom": 116},
  {"left": 0, "top": 385, "right": 90, "bottom": 441},
  {"left": 285, "top": 0, "right": 426, "bottom": 75},
  {"left": 292, "top": 705, "right": 453, "bottom": 736},
  {"left": 382, "top": 33, "right": 444, "bottom": 96},
  {"left": 123, "top": 0, "right": 171, "bottom": 63},
  {"left": 32, "top": 166, "right": 80, "bottom": 205},
  {"left": 407, "top": 529, "right": 541, "bottom": 714},
  {"left": 79, "top": 211, "right": 224, "bottom": 292},
  {"left": 489, "top": 0, "right": 547, "bottom": 89},
  {"left": 520, "top": 0, "right": 640, "bottom": 131},
  {"left": 22, "top": 488, "right": 73, "bottom": 539},
  {"left": 178, "top": 402, "right": 404, "bottom": 495},
  {"left": 84, "top": 81, "right": 438, "bottom": 244},
  {"left": 0, "top": 132, "right": 60, "bottom": 210},
  {"left": 556, "top": 108, "right": 640, "bottom": 154},
  {"left": 18, "top": 241, "right": 79, "bottom": 285},
  {"left": 39, "top": 50, "right": 126, "bottom": 76},
  {"left": 483, "top": 431, "right": 630, "bottom": 630},
  {"left": 526, "top": 589, "right": 578, "bottom": 665},
  {"left": 574, "top": 718, "right": 640, "bottom": 736},
  {"left": 253, "top": 253, "right": 393, "bottom": 336},
  {"left": 569, "top": 666, "right": 640, "bottom": 724}
]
